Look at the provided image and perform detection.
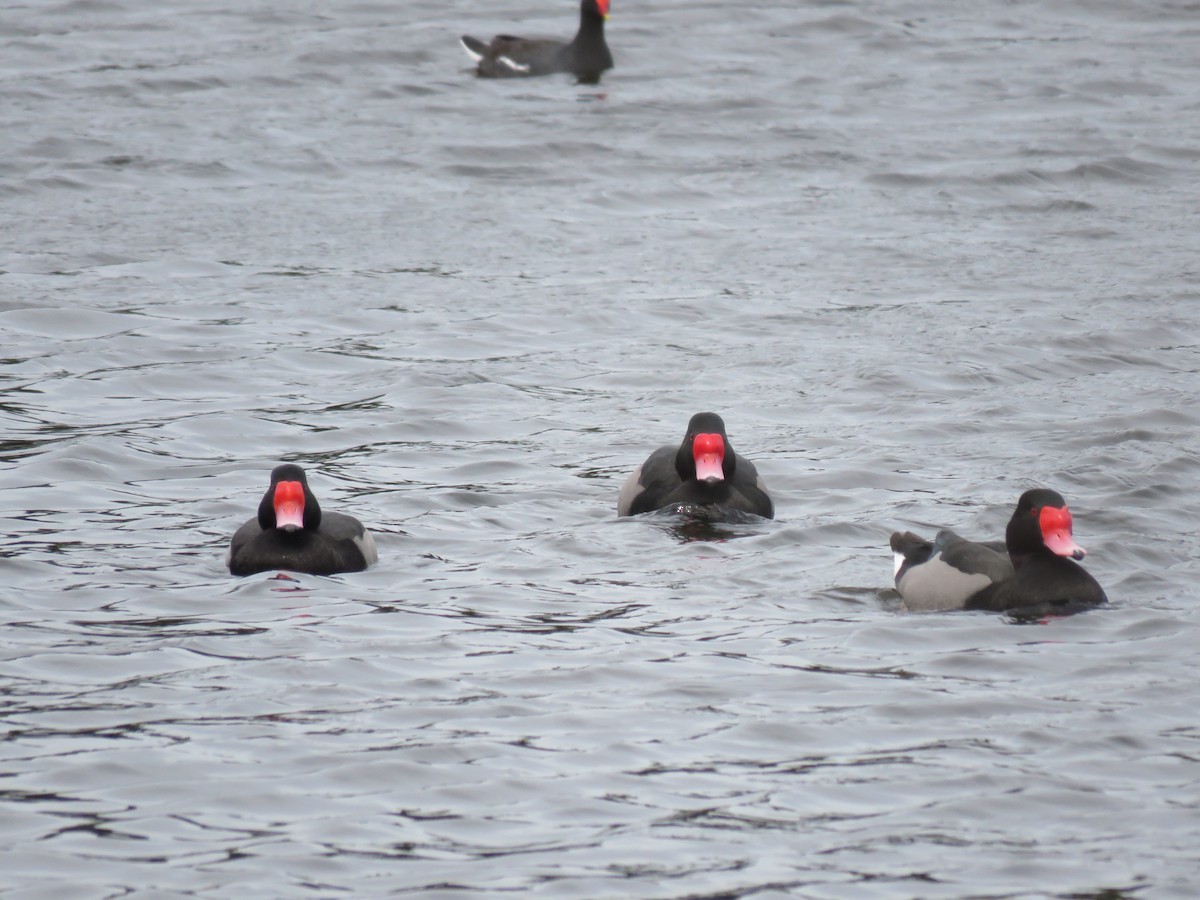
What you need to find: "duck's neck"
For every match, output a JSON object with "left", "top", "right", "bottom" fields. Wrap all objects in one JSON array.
[{"left": 577, "top": 6, "right": 606, "bottom": 41}]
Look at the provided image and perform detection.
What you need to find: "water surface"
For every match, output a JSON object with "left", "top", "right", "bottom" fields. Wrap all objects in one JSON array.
[{"left": 2, "top": 0, "right": 1199, "bottom": 896}]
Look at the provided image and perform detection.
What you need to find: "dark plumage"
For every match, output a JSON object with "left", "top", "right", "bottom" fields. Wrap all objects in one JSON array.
[
  {"left": 891, "top": 488, "right": 1107, "bottom": 617},
  {"left": 227, "top": 464, "right": 377, "bottom": 577},
  {"left": 618, "top": 412, "right": 774, "bottom": 519},
  {"left": 460, "top": 0, "right": 613, "bottom": 85}
]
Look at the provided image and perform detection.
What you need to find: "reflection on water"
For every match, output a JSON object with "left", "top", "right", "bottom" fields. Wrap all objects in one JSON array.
[{"left": 643, "top": 505, "right": 773, "bottom": 542}]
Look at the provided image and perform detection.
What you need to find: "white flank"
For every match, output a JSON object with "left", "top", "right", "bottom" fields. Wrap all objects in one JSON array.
[
  {"left": 893, "top": 551, "right": 906, "bottom": 578},
  {"left": 355, "top": 530, "right": 379, "bottom": 566},
  {"left": 497, "top": 55, "right": 531, "bottom": 73},
  {"left": 459, "top": 38, "right": 483, "bottom": 63}
]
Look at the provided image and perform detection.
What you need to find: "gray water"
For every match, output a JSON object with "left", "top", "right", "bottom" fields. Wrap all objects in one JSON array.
[{"left": 3, "top": 0, "right": 1199, "bottom": 896}]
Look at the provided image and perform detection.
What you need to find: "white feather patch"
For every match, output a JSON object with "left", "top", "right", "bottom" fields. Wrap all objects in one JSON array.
[
  {"left": 497, "top": 55, "right": 531, "bottom": 73},
  {"left": 459, "top": 38, "right": 483, "bottom": 62},
  {"left": 355, "top": 530, "right": 379, "bottom": 566}
]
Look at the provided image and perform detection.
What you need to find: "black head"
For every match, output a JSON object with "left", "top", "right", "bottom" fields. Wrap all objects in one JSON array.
[
  {"left": 257, "top": 463, "right": 322, "bottom": 532},
  {"left": 674, "top": 412, "right": 736, "bottom": 483},
  {"left": 1006, "top": 488, "right": 1085, "bottom": 564},
  {"left": 1013, "top": 488, "right": 1068, "bottom": 517},
  {"left": 583, "top": 0, "right": 610, "bottom": 22}
]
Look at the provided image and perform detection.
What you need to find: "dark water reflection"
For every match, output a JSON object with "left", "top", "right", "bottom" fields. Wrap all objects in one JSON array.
[
  {"left": 3, "top": 0, "right": 1200, "bottom": 896},
  {"left": 641, "top": 505, "right": 774, "bottom": 543}
]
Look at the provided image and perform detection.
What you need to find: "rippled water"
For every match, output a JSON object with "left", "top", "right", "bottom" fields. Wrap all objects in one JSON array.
[{"left": 3, "top": 0, "right": 1200, "bottom": 896}]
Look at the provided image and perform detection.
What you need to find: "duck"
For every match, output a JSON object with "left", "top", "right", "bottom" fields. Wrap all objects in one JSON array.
[
  {"left": 460, "top": 0, "right": 613, "bottom": 85},
  {"left": 227, "top": 464, "right": 377, "bottom": 577},
  {"left": 618, "top": 412, "right": 774, "bottom": 519},
  {"left": 891, "top": 488, "right": 1106, "bottom": 616}
]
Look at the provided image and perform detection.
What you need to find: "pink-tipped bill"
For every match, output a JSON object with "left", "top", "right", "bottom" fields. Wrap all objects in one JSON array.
[
  {"left": 693, "top": 432, "right": 725, "bottom": 482},
  {"left": 1039, "top": 505, "right": 1085, "bottom": 559},
  {"left": 274, "top": 480, "right": 306, "bottom": 530}
]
